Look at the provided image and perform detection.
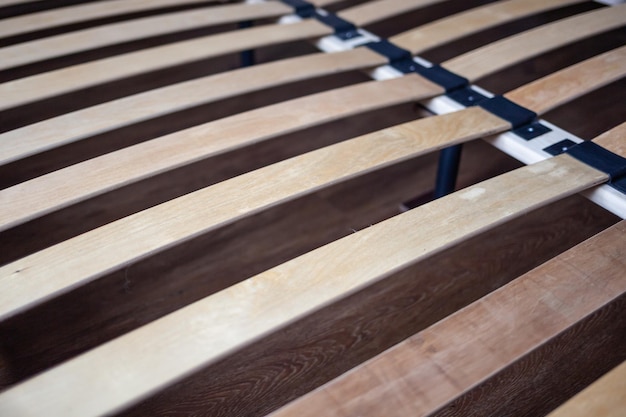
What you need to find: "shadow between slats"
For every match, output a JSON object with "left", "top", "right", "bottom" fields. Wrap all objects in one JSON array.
[
  {"left": 0, "top": 2, "right": 243, "bottom": 48},
  {"left": 0, "top": 101, "right": 417, "bottom": 264},
  {"left": 0, "top": 193, "right": 618, "bottom": 400},
  {"left": 0, "top": 69, "right": 370, "bottom": 187},
  {"left": 431, "top": 294, "right": 626, "bottom": 417},
  {"left": 119, "top": 197, "right": 618, "bottom": 417}
]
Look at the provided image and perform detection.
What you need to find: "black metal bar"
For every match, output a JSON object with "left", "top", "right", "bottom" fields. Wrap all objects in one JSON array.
[
  {"left": 238, "top": 20, "right": 256, "bottom": 67},
  {"left": 434, "top": 145, "right": 463, "bottom": 198}
]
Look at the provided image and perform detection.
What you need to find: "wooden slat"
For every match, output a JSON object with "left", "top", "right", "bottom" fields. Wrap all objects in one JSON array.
[
  {"left": 504, "top": 44, "right": 626, "bottom": 114},
  {"left": 0, "top": 47, "right": 386, "bottom": 165},
  {"left": 0, "top": 0, "right": 238, "bottom": 39},
  {"left": 269, "top": 220, "right": 626, "bottom": 417},
  {"left": 443, "top": 4, "right": 626, "bottom": 81},
  {"left": 0, "top": 19, "right": 330, "bottom": 110},
  {"left": 0, "top": 0, "right": 349, "bottom": 67},
  {"left": 0, "top": 0, "right": 52, "bottom": 6},
  {"left": 0, "top": 2, "right": 295, "bottom": 70},
  {"left": 0, "top": 0, "right": 581, "bottom": 165},
  {"left": 339, "top": 0, "right": 446, "bottom": 27},
  {"left": 547, "top": 361, "right": 626, "bottom": 417},
  {"left": 0, "top": 0, "right": 446, "bottom": 110},
  {"left": 1, "top": 46, "right": 623, "bottom": 322},
  {"left": 392, "top": 0, "right": 585, "bottom": 54},
  {"left": 0, "top": 75, "right": 441, "bottom": 231},
  {"left": 1, "top": 24, "right": 623, "bottom": 233},
  {"left": 0, "top": 124, "right": 620, "bottom": 416}
]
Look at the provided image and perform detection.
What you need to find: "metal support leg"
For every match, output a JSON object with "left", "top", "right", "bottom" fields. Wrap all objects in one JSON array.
[
  {"left": 238, "top": 21, "right": 256, "bottom": 67},
  {"left": 434, "top": 144, "right": 463, "bottom": 198}
]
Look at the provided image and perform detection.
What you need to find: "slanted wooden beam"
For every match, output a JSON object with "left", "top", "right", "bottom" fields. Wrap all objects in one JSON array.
[
  {"left": 0, "top": 9, "right": 623, "bottom": 232},
  {"left": 0, "top": 120, "right": 623, "bottom": 417},
  {"left": 1, "top": 38, "right": 624, "bottom": 320},
  {"left": 0, "top": 2, "right": 296, "bottom": 69},
  {"left": 0, "top": 0, "right": 451, "bottom": 110},
  {"left": 269, "top": 221, "right": 626, "bottom": 417},
  {"left": 0, "top": 0, "right": 586, "bottom": 165},
  {"left": 0, "top": 0, "right": 262, "bottom": 40}
]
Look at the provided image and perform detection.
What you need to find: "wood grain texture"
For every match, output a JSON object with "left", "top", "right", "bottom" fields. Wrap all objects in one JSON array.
[
  {"left": 0, "top": 2, "right": 294, "bottom": 70},
  {"left": 0, "top": 0, "right": 594, "bottom": 164},
  {"left": 0, "top": 19, "right": 332, "bottom": 110},
  {"left": 0, "top": 0, "right": 436, "bottom": 110},
  {"left": 3, "top": 41, "right": 624, "bottom": 234},
  {"left": 1, "top": 192, "right": 615, "bottom": 398},
  {"left": 0, "top": 75, "right": 443, "bottom": 318},
  {"left": 391, "top": 0, "right": 586, "bottom": 54},
  {"left": 340, "top": 0, "right": 447, "bottom": 27},
  {"left": 0, "top": 77, "right": 432, "bottom": 231},
  {"left": 270, "top": 221, "right": 626, "bottom": 417},
  {"left": 443, "top": 5, "right": 626, "bottom": 81},
  {"left": 0, "top": 0, "right": 248, "bottom": 39},
  {"left": 505, "top": 46, "right": 626, "bottom": 114},
  {"left": 547, "top": 361, "right": 626, "bottom": 417},
  {"left": 0, "top": 152, "right": 609, "bottom": 416},
  {"left": 0, "top": 45, "right": 386, "bottom": 165},
  {"left": 118, "top": 196, "right": 618, "bottom": 417},
  {"left": 2, "top": 42, "right": 624, "bottom": 320}
]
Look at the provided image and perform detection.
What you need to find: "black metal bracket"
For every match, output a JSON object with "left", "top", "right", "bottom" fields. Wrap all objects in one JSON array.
[
  {"left": 566, "top": 141, "right": 626, "bottom": 181},
  {"left": 280, "top": 0, "right": 361, "bottom": 39},
  {"left": 281, "top": 0, "right": 316, "bottom": 17},
  {"left": 365, "top": 40, "right": 468, "bottom": 92},
  {"left": 478, "top": 95, "right": 537, "bottom": 129}
]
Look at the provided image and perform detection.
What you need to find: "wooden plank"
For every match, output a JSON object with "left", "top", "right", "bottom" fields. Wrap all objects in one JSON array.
[
  {"left": 505, "top": 46, "right": 626, "bottom": 114},
  {"left": 0, "top": 75, "right": 442, "bottom": 232},
  {"left": 443, "top": 4, "right": 626, "bottom": 81},
  {"left": 0, "top": 0, "right": 239, "bottom": 39},
  {"left": 0, "top": 47, "right": 386, "bottom": 165},
  {"left": 0, "top": 19, "right": 331, "bottom": 110},
  {"left": 340, "top": 0, "right": 447, "bottom": 27},
  {"left": 392, "top": 0, "right": 586, "bottom": 54},
  {"left": 547, "top": 361, "right": 626, "bottom": 417},
  {"left": 1, "top": 31, "right": 623, "bottom": 233},
  {"left": 0, "top": 123, "right": 619, "bottom": 416},
  {"left": 0, "top": 0, "right": 446, "bottom": 110},
  {"left": 0, "top": 0, "right": 581, "bottom": 165},
  {"left": 0, "top": 0, "right": 52, "bottom": 6},
  {"left": 0, "top": 47, "right": 623, "bottom": 321},
  {"left": 0, "top": 2, "right": 295, "bottom": 70},
  {"left": 0, "top": 0, "right": 350, "bottom": 66},
  {"left": 269, "top": 221, "right": 626, "bottom": 417}
]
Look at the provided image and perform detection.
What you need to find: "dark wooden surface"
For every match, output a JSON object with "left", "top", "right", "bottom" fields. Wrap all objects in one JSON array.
[{"left": 0, "top": 1, "right": 623, "bottom": 416}]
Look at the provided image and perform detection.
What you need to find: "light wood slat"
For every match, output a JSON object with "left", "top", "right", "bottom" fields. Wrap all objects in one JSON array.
[
  {"left": 547, "top": 360, "right": 626, "bottom": 417},
  {"left": 0, "top": 0, "right": 444, "bottom": 110},
  {"left": 0, "top": 0, "right": 576, "bottom": 165},
  {"left": 0, "top": 0, "right": 348, "bottom": 67},
  {"left": 504, "top": 44, "right": 626, "bottom": 114},
  {"left": 0, "top": 127, "right": 617, "bottom": 417},
  {"left": 1, "top": 37, "right": 623, "bottom": 235},
  {"left": 0, "top": 19, "right": 332, "bottom": 111},
  {"left": 340, "top": 0, "right": 445, "bottom": 27},
  {"left": 0, "top": 48, "right": 387, "bottom": 165},
  {"left": 269, "top": 220, "right": 626, "bottom": 417},
  {"left": 1, "top": 76, "right": 438, "bottom": 231},
  {"left": 0, "top": 0, "right": 52, "bottom": 6},
  {"left": 0, "top": 0, "right": 237, "bottom": 39},
  {"left": 444, "top": 4, "right": 626, "bottom": 81},
  {"left": 392, "top": 0, "right": 585, "bottom": 54},
  {"left": 0, "top": 2, "right": 295, "bottom": 70},
  {"left": 1, "top": 47, "right": 622, "bottom": 321}
]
